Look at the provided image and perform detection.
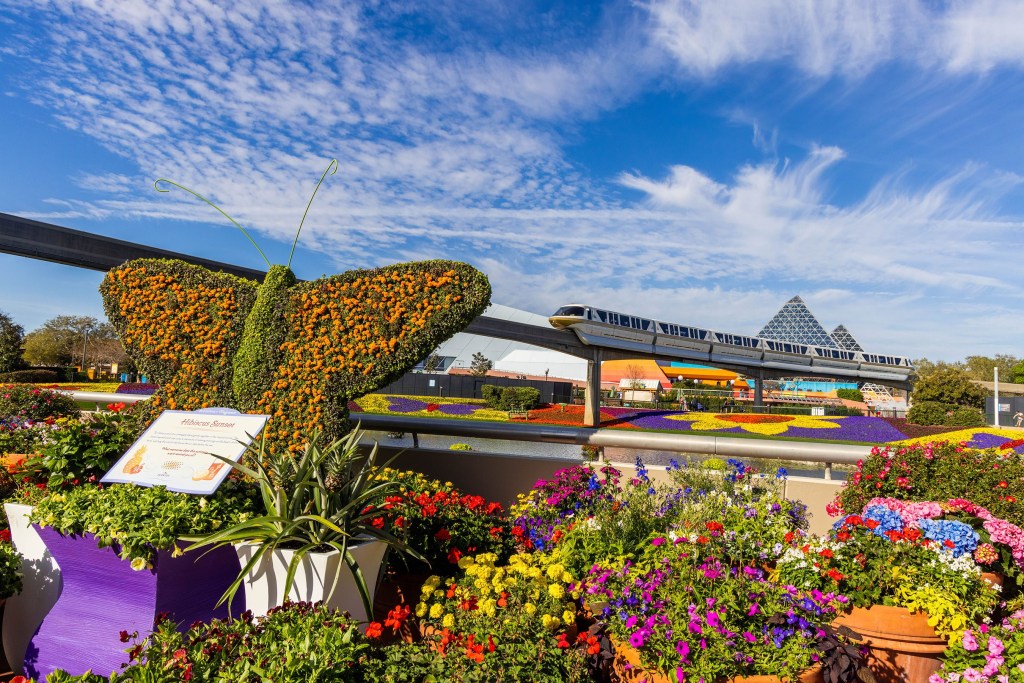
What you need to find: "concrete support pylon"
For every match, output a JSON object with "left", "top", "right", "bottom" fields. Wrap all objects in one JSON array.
[
  {"left": 584, "top": 349, "right": 603, "bottom": 427},
  {"left": 754, "top": 368, "right": 764, "bottom": 407}
]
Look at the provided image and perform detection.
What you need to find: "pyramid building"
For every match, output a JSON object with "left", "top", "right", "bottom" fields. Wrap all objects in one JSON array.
[
  {"left": 829, "top": 325, "right": 863, "bottom": 352},
  {"left": 757, "top": 296, "right": 837, "bottom": 347}
]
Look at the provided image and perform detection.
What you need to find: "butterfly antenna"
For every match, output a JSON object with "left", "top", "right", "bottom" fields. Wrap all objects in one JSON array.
[
  {"left": 154, "top": 179, "right": 273, "bottom": 268},
  {"left": 288, "top": 158, "right": 338, "bottom": 269}
]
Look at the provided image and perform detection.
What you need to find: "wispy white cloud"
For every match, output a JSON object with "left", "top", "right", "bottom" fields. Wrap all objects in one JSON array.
[
  {"left": 642, "top": 0, "right": 1024, "bottom": 78},
  {"left": 4, "top": 0, "right": 1024, "bottom": 361}
]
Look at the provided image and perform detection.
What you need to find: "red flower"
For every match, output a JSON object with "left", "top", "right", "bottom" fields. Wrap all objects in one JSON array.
[
  {"left": 119, "top": 629, "right": 131, "bottom": 643},
  {"left": 384, "top": 605, "right": 410, "bottom": 632},
  {"left": 447, "top": 548, "right": 463, "bottom": 564},
  {"left": 366, "top": 622, "right": 384, "bottom": 638},
  {"left": 826, "top": 568, "right": 845, "bottom": 581},
  {"left": 434, "top": 528, "right": 451, "bottom": 542},
  {"left": 696, "top": 535, "right": 709, "bottom": 545},
  {"left": 864, "top": 519, "right": 880, "bottom": 530},
  {"left": 835, "top": 531, "right": 851, "bottom": 542},
  {"left": 556, "top": 633, "right": 571, "bottom": 649},
  {"left": 489, "top": 526, "right": 503, "bottom": 537},
  {"left": 371, "top": 517, "right": 385, "bottom": 529},
  {"left": 818, "top": 548, "right": 834, "bottom": 559}
]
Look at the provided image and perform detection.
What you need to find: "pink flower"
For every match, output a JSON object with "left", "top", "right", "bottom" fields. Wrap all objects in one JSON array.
[
  {"left": 962, "top": 631, "right": 979, "bottom": 651},
  {"left": 988, "top": 636, "right": 1005, "bottom": 656},
  {"left": 963, "top": 668, "right": 983, "bottom": 682}
]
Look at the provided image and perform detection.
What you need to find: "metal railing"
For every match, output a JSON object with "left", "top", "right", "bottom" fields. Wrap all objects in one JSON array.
[{"left": 70, "top": 391, "right": 872, "bottom": 479}]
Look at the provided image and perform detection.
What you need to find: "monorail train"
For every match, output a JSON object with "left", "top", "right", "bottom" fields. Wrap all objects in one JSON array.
[{"left": 549, "top": 304, "right": 913, "bottom": 381}]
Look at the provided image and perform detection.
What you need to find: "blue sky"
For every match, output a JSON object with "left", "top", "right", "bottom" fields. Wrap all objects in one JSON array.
[{"left": 1, "top": 0, "right": 1023, "bottom": 362}]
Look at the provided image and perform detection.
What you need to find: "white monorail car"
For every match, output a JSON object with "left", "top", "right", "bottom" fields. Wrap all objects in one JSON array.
[{"left": 549, "top": 304, "right": 913, "bottom": 378}]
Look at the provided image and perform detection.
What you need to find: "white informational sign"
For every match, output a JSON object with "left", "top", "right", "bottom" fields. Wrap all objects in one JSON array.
[
  {"left": 101, "top": 409, "right": 269, "bottom": 495},
  {"left": 999, "top": 403, "right": 1012, "bottom": 412}
]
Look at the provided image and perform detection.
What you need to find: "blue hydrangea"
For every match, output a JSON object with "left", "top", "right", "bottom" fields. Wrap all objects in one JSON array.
[
  {"left": 916, "top": 519, "right": 979, "bottom": 558},
  {"left": 862, "top": 504, "right": 904, "bottom": 537}
]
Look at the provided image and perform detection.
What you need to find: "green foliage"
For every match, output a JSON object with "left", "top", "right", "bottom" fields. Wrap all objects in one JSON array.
[
  {"left": 47, "top": 601, "right": 371, "bottom": 682},
  {"left": 837, "top": 443, "right": 1024, "bottom": 525},
  {"left": 945, "top": 406, "right": 985, "bottom": 427},
  {"left": 0, "top": 311, "right": 25, "bottom": 374},
  {"left": 907, "top": 400, "right": 955, "bottom": 425},
  {"left": 0, "top": 384, "right": 80, "bottom": 422},
  {"left": 835, "top": 388, "right": 864, "bottom": 402},
  {"left": 31, "top": 479, "right": 258, "bottom": 568},
  {"left": 0, "top": 369, "right": 60, "bottom": 382},
  {"left": 481, "top": 385, "right": 540, "bottom": 411},
  {"left": 448, "top": 443, "right": 472, "bottom": 451},
  {"left": 469, "top": 352, "right": 493, "bottom": 377},
  {"left": 185, "top": 427, "right": 418, "bottom": 616},
  {"left": 911, "top": 367, "right": 985, "bottom": 409},
  {"left": 232, "top": 264, "right": 297, "bottom": 412},
  {"left": 0, "top": 541, "right": 23, "bottom": 600},
  {"left": 15, "top": 411, "right": 136, "bottom": 488}
]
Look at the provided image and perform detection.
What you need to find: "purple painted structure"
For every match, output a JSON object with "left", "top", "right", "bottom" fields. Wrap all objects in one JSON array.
[{"left": 26, "top": 526, "right": 243, "bottom": 680}]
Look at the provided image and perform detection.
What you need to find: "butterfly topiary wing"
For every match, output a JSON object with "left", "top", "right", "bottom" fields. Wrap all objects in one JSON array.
[
  {"left": 256, "top": 260, "right": 491, "bottom": 455},
  {"left": 100, "top": 258, "right": 259, "bottom": 425}
]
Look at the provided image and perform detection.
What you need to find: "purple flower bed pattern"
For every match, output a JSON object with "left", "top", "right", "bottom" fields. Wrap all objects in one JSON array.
[
  {"left": 965, "top": 432, "right": 1024, "bottom": 454},
  {"left": 387, "top": 397, "right": 428, "bottom": 412},
  {"left": 113, "top": 383, "right": 159, "bottom": 395}
]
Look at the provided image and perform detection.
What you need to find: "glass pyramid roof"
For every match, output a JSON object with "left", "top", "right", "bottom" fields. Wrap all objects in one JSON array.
[
  {"left": 757, "top": 296, "right": 837, "bottom": 347},
  {"left": 830, "top": 325, "right": 864, "bottom": 351}
]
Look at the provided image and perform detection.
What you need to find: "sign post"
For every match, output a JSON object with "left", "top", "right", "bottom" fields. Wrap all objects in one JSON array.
[{"left": 101, "top": 409, "right": 269, "bottom": 495}]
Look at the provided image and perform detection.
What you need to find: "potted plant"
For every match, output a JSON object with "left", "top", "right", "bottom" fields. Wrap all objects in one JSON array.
[
  {"left": 186, "top": 426, "right": 420, "bottom": 624},
  {"left": 585, "top": 538, "right": 858, "bottom": 683},
  {"left": 776, "top": 501, "right": 1002, "bottom": 683},
  {"left": 11, "top": 479, "right": 257, "bottom": 680},
  {"left": 44, "top": 601, "right": 372, "bottom": 682}
]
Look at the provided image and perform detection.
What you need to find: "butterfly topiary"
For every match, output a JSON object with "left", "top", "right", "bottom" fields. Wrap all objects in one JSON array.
[{"left": 100, "top": 161, "right": 490, "bottom": 455}]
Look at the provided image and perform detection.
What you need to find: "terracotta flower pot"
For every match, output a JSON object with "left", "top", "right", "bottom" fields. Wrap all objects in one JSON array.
[
  {"left": 832, "top": 605, "right": 946, "bottom": 683},
  {"left": 611, "top": 637, "right": 822, "bottom": 683}
]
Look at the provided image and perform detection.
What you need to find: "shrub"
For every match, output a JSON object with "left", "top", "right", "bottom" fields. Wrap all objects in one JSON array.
[
  {"left": 0, "top": 369, "right": 59, "bottom": 383},
  {"left": 945, "top": 406, "right": 986, "bottom": 427},
  {"left": 45, "top": 602, "right": 370, "bottom": 682},
  {"left": 907, "top": 400, "right": 954, "bottom": 426},
  {"left": 0, "top": 541, "right": 22, "bottom": 600},
  {"left": 449, "top": 443, "right": 472, "bottom": 451},
  {"left": 0, "top": 384, "right": 79, "bottom": 422},
  {"left": 835, "top": 443, "right": 1024, "bottom": 525},
  {"left": 835, "top": 388, "right": 865, "bottom": 402},
  {"left": 481, "top": 385, "right": 540, "bottom": 411},
  {"left": 911, "top": 367, "right": 985, "bottom": 409}
]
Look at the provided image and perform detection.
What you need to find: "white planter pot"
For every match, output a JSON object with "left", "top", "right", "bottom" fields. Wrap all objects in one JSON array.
[
  {"left": 3, "top": 503, "right": 62, "bottom": 674},
  {"left": 235, "top": 539, "right": 387, "bottom": 624}
]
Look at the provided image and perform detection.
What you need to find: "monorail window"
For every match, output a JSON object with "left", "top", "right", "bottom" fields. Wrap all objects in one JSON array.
[
  {"left": 595, "top": 310, "right": 607, "bottom": 323},
  {"left": 554, "top": 306, "right": 585, "bottom": 317}
]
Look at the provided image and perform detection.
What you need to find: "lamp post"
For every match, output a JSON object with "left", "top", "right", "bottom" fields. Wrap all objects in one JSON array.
[{"left": 81, "top": 328, "right": 89, "bottom": 371}]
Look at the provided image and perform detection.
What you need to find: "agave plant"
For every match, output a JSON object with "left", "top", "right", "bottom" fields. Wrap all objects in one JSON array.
[{"left": 185, "top": 424, "right": 421, "bottom": 617}]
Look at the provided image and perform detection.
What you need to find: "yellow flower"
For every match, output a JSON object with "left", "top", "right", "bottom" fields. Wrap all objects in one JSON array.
[
  {"left": 548, "top": 584, "right": 565, "bottom": 600},
  {"left": 480, "top": 599, "right": 497, "bottom": 617},
  {"left": 671, "top": 412, "right": 842, "bottom": 436},
  {"left": 541, "top": 614, "right": 560, "bottom": 630},
  {"left": 416, "top": 602, "right": 427, "bottom": 618},
  {"left": 130, "top": 557, "right": 148, "bottom": 571},
  {"left": 524, "top": 603, "right": 537, "bottom": 616},
  {"left": 458, "top": 555, "right": 475, "bottom": 570},
  {"left": 562, "top": 609, "right": 575, "bottom": 624},
  {"left": 442, "top": 613, "right": 455, "bottom": 628},
  {"left": 429, "top": 604, "right": 444, "bottom": 620}
]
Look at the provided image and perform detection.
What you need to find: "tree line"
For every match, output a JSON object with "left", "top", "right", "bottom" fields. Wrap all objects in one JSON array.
[{"left": 0, "top": 309, "right": 130, "bottom": 374}]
